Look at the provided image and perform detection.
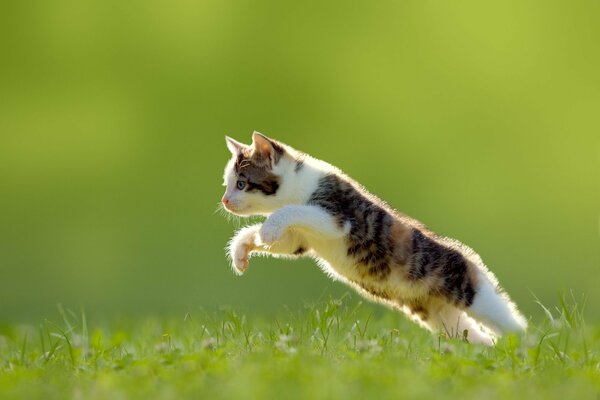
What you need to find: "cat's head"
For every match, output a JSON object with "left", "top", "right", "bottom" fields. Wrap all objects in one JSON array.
[{"left": 221, "top": 132, "right": 297, "bottom": 216}]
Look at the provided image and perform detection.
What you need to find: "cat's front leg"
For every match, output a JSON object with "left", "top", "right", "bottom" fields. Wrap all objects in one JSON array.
[
  {"left": 227, "top": 224, "right": 260, "bottom": 275},
  {"left": 228, "top": 223, "right": 308, "bottom": 275},
  {"left": 258, "top": 212, "right": 288, "bottom": 244},
  {"left": 259, "top": 205, "right": 347, "bottom": 245}
]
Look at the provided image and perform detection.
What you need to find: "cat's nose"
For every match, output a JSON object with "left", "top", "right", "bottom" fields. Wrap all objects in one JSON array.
[{"left": 221, "top": 196, "right": 230, "bottom": 206}]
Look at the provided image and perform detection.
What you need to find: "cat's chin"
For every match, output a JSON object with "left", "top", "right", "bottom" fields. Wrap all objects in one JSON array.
[{"left": 224, "top": 205, "right": 252, "bottom": 217}]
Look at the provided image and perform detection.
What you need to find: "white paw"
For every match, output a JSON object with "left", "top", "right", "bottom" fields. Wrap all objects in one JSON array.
[
  {"left": 228, "top": 227, "right": 258, "bottom": 275},
  {"left": 259, "top": 219, "right": 285, "bottom": 245},
  {"left": 232, "top": 241, "right": 252, "bottom": 275}
]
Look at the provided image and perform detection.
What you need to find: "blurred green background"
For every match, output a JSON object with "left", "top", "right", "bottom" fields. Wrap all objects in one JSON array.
[{"left": 0, "top": 0, "right": 598, "bottom": 323}]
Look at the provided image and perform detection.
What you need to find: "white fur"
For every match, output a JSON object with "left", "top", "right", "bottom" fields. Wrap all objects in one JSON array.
[
  {"left": 468, "top": 270, "right": 528, "bottom": 335},
  {"left": 259, "top": 205, "right": 349, "bottom": 244},
  {"left": 227, "top": 225, "right": 259, "bottom": 275},
  {"left": 227, "top": 223, "right": 309, "bottom": 275},
  {"left": 427, "top": 303, "right": 497, "bottom": 346}
]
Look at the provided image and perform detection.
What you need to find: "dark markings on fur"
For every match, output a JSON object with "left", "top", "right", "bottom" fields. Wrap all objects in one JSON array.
[
  {"left": 294, "top": 157, "right": 305, "bottom": 173},
  {"left": 408, "top": 301, "right": 429, "bottom": 321},
  {"left": 234, "top": 152, "right": 280, "bottom": 196},
  {"left": 245, "top": 177, "right": 279, "bottom": 195},
  {"left": 269, "top": 140, "right": 285, "bottom": 164},
  {"left": 309, "top": 174, "right": 477, "bottom": 307},
  {"left": 408, "top": 229, "right": 475, "bottom": 307},
  {"left": 293, "top": 246, "right": 306, "bottom": 255},
  {"left": 308, "top": 174, "right": 398, "bottom": 281}
]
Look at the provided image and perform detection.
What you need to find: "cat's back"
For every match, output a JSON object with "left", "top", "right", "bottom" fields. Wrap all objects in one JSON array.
[
  {"left": 306, "top": 168, "right": 480, "bottom": 305},
  {"left": 307, "top": 172, "right": 415, "bottom": 276},
  {"left": 307, "top": 169, "right": 424, "bottom": 234}
]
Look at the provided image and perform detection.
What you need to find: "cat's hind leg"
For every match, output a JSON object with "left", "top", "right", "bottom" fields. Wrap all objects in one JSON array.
[
  {"left": 467, "top": 270, "right": 528, "bottom": 336},
  {"left": 423, "top": 301, "right": 496, "bottom": 346}
]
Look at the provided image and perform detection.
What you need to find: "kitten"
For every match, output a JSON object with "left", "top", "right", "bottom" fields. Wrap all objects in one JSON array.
[{"left": 221, "top": 131, "right": 527, "bottom": 346}]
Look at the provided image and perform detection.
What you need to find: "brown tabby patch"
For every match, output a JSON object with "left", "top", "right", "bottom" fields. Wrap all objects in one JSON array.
[
  {"left": 234, "top": 152, "right": 280, "bottom": 196},
  {"left": 407, "top": 300, "right": 429, "bottom": 321},
  {"left": 407, "top": 230, "right": 476, "bottom": 307},
  {"left": 309, "top": 173, "right": 477, "bottom": 308}
]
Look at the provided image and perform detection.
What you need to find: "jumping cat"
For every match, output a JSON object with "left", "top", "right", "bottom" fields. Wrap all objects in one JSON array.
[{"left": 221, "top": 131, "right": 527, "bottom": 345}]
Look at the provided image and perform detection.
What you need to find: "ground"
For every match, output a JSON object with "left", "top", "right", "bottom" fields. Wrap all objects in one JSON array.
[{"left": 0, "top": 295, "right": 598, "bottom": 400}]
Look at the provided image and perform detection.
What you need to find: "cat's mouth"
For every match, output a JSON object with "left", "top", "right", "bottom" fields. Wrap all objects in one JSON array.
[{"left": 223, "top": 203, "right": 250, "bottom": 216}]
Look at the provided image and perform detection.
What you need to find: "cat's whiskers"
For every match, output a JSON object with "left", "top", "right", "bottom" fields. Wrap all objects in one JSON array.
[{"left": 215, "top": 202, "right": 243, "bottom": 226}]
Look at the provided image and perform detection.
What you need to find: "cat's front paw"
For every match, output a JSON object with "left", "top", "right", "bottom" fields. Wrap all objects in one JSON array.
[
  {"left": 232, "top": 241, "right": 252, "bottom": 275},
  {"left": 228, "top": 226, "right": 258, "bottom": 275},
  {"left": 259, "top": 218, "right": 285, "bottom": 245}
]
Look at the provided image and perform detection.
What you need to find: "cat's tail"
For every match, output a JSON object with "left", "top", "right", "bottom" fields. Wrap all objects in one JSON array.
[{"left": 467, "top": 268, "right": 528, "bottom": 336}]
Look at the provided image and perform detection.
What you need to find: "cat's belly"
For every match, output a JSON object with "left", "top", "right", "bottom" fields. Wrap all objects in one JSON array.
[
  {"left": 307, "top": 237, "right": 430, "bottom": 301},
  {"left": 308, "top": 238, "right": 357, "bottom": 278}
]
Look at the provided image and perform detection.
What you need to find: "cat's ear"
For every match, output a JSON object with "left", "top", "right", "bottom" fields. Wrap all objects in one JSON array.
[
  {"left": 225, "top": 136, "right": 248, "bottom": 155},
  {"left": 252, "top": 131, "right": 284, "bottom": 164}
]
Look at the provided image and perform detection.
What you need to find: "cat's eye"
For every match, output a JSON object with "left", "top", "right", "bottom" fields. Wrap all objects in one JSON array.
[{"left": 236, "top": 180, "right": 246, "bottom": 190}]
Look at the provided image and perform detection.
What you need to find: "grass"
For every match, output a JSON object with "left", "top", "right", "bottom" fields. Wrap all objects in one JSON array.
[{"left": 0, "top": 294, "right": 598, "bottom": 400}]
